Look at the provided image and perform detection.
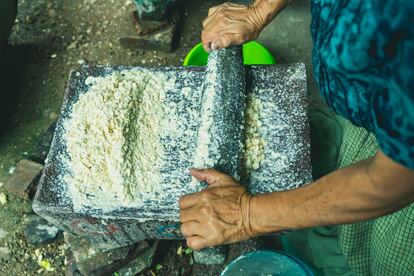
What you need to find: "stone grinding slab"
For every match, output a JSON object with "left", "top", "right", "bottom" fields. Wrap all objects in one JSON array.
[{"left": 32, "top": 63, "right": 312, "bottom": 248}]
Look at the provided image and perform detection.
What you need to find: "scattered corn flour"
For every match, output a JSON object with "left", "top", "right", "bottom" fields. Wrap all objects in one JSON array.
[
  {"left": 242, "top": 94, "right": 266, "bottom": 178},
  {"left": 64, "top": 70, "right": 175, "bottom": 210},
  {"left": 64, "top": 69, "right": 266, "bottom": 212},
  {"left": 192, "top": 57, "right": 218, "bottom": 170}
]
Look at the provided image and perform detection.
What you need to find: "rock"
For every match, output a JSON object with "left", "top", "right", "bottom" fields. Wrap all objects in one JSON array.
[
  {"left": 0, "top": 227, "right": 8, "bottom": 239},
  {"left": 238, "top": 238, "right": 264, "bottom": 253},
  {"left": 64, "top": 233, "right": 157, "bottom": 275},
  {"left": 0, "top": 247, "right": 11, "bottom": 261},
  {"left": 115, "top": 240, "right": 159, "bottom": 276},
  {"left": 0, "top": 192, "right": 7, "bottom": 205},
  {"left": 191, "top": 264, "right": 224, "bottom": 276},
  {"left": 32, "top": 122, "right": 56, "bottom": 164},
  {"left": 193, "top": 246, "right": 228, "bottom": 266},
  {"left": 227, "top": 238, "right": 265, "bottom": 264},
  {"left": 23, "top": 214, "right": 61, "bottom": 245},
  {"left": 64, "top": 247, "right": 83, "bottom": 276},
  {"left": 119, "top": 5, "right": 180, "bottom": 52},
  {"left": 120, "top": 23, "right": 176, "bottom": 52},
  {"left": 64, "top": 232, "right": 136, "bottom": 274},
  {"left": 4, "top": 159, "right": 43, "bottom": 200}
]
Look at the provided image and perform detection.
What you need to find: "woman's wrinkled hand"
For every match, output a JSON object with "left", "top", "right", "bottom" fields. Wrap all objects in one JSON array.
[
  {"left": 201, "top": 2, "right": 267, "bottom": 52},
  {"left": 179, "top": 169, "right": 255, "bottom": 251}
]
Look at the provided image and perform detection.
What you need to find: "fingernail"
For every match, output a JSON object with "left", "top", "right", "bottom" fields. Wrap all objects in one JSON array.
[{"left": 211, "top": 41, "right": 220, "bottom": 50}]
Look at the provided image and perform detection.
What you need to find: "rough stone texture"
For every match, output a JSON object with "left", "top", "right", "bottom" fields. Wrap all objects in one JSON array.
[
  {"left": 227, "top": 238, "right": 265, "bottom": 264},
  {"left": 193, "top": 246, "right": 228, "bottom": 265},
  {"left": 120, "top": 24, "right": 176, "bottom": 52},
  {"left": 191, "top": 264, "right": 224, "bottom": 276},
  {"left": 64, "top": 233, "right": 157, "bottom": 276},
  {"left": 0, "top": 247, "right": 11, "bottom": 261},
  {"left": 65, "top": 248, "right": 82, "bottom": 276},
  {"left": 119, "top": 4, "right": 179, "bottom": 52},
  {"left": 64, "top": 232, "right": 136, "bottom": 274},
  {"left": 23, "top": 213, "right": 61, "bottom": 245},
  {"left": 4, "top": 159, "right": 43, "bottom": 199},
  {"left": 0, "top": 227, "right": 7, "bottom": 240},
  {"left": 115, "top": 240, "right": 159, "bottom": 276},
  {"left": 31, "top": 122, "right": 57, "bottom": 164},
  {"left": 195, "top": 46, "right": 245, "bottom": 181}
]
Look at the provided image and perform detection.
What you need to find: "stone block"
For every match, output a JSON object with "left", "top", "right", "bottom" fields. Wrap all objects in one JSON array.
[
  {"left": 115, "top": 240, "right": 159, "bottom": 276},
  {"left": 64, "top": 233, "right": 157, "bottom": 275},
  {"left": 0, "top": 247, "right": 11, "bottom": 261},
  {"left": 193, "top": 246, "right": 228, "bottom": 266},
  {"left": 23, "top": 214, "right": 62, "bottom": 245},
  {"left": 227, "top": 238, "right": 265, "bottom": 264},
  {"left": 4, "top": 159, "right": 43, "bottom": 199},
  {"left": 119, "top": 4, "right": 180, "bottom": 52},
  {"left": 120, "top": 23, "right": 176, "bottom": 52}
]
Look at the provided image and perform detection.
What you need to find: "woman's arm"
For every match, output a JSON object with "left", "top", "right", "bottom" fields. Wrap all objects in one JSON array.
[
  {"left": 250, "top": 151, "right": 414, "bottom": 233},
  {"left": 201, "top": 0, "right": 292, "bottom": 51},
  {"left": 179, "top": 151, "right": 414, "bottom": 250}
]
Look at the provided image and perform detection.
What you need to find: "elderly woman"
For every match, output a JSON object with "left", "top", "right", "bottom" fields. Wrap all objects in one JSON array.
[{"left": 179, "top": 0, "right": 414, "bottom": 274}]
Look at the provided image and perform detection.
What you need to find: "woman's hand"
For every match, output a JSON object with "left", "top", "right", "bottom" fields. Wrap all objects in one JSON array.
[
  {"left": 201, "top": 0, "right": 291, "bottom": 51},
  {"left": 179, "top": 169, "right": 255, "bottom": 250},
  {"left": 201, "top": 3, "right": 267, "bottom": 52}
]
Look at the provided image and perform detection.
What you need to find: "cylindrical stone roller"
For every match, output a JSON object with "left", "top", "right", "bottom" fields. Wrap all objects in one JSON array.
[{"left": 193, "top": 46, "right": 246, "bottom": 181}]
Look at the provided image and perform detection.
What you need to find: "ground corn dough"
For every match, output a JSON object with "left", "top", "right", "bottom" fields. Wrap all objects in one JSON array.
[
  {"left": 64, "top": 70, "right": 172, "bottom": 211},
  {"left": 243, "top": 94, "right": 266, "bottom": 177},
  {"left": 64, "top": 70, "right": 265, "bottom": 211}
]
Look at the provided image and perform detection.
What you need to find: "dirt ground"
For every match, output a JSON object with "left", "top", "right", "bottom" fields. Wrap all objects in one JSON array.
[{"left": 0, "top": 0, "right": 226, "bottom": 274}]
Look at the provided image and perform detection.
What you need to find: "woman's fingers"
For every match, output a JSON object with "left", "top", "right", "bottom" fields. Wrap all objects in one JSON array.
[
  {"left": 179, "top": 192, "right": 199, "bottom": 210},
  {"left": 201, "top": 30, "right": 212, "bottom": 52},
  {"left": 180, "top": 205, "right": 203, "bottom": 222},
  {"left": 201, "top": 3, "right": 264, "bottom": 52},
  {"left": 186, "top": 235, "right": 208, "bottom": 251},
  {"left": 180, "top": 220, "right": 203, "bottom": 237}
]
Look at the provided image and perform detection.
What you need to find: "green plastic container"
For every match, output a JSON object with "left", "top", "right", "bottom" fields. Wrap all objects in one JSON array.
[{"left": 183, "top": 41, "right": 276, "bottom": 66}]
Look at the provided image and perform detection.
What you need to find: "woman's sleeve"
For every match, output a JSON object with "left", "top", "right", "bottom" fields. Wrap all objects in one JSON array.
[{"left": 370, "top": 7, "right": 414, "bottom": 170}]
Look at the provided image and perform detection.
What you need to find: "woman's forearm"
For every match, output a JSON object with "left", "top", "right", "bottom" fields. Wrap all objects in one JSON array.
[
  {"left": 252, "top": 0, "right": 293, "bottom": 26},
  {"left": 250, "top": 151, "right": 414, "bottom": 234}
]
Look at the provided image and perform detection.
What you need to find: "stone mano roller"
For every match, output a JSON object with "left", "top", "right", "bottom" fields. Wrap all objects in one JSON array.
[
  {"left": 194, "top": 46, "right": 245, "bottom": 181},
  {"left": 32, "top": 47, "right": 312, "bottom": 250}
]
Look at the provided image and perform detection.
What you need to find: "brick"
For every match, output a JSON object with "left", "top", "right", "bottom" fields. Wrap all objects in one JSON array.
[{"left": 4, "top": 159, "right": 43, "bottom": 199}]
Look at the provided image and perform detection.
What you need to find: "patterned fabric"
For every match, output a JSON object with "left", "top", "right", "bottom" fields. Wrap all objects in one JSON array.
[
  {"left": 336, "top": 118, "right": 414, "bottom": 275},
  {"left": 310, "top": 1, "right": 414, "bottom": 274},
  {"left": 311, "top": 0, "right": 414, "bottom": 169}
]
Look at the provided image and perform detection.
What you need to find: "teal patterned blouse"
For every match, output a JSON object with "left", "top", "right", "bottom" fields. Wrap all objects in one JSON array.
[{"left": 311, "top": 0, "right": 414, "bottom": 169}]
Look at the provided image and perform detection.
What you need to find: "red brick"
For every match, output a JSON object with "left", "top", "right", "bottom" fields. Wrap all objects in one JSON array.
[{"left": 4, "top": 159, "right": 43, "bottom": 199}]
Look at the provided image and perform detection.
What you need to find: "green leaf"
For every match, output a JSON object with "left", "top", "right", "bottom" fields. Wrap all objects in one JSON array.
[
  {"left": 183, "top": 247, "right": 193, "bottom": 255},
  {"left": 177, "top": 245, "right": 183, "bottom": 256}
]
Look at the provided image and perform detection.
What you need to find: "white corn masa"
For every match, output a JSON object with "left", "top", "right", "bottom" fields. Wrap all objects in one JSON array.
[
  {"left": 243, "top": 94, "right": 266, "bottom": 177},
  {"left": 64, "top": 66, "right": 266, "bottom": 212},
  {"left": 64, "top": 70, "right": 173, "bottom": 211},
  {"left": 192, "top": 58, "right": 218, "bottom": 171}
]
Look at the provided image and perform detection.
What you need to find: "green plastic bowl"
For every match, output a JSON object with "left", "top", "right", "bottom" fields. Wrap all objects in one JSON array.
[{"left": 183, "top": 41, "right": 276, "bottom": 66}]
